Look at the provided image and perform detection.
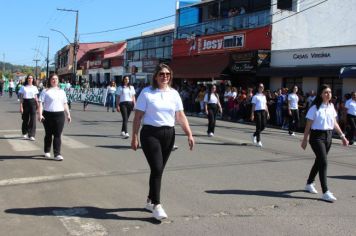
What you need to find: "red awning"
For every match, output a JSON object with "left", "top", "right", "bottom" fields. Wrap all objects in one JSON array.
[{"left": 170, "top": 54, "right": 230, "bottom": 79}]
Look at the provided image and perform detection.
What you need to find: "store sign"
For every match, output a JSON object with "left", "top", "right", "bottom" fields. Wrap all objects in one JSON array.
[
  {"left": 271, "top": 46, "right": 356, "bottom": 67},
  {"left": 142, "top": 59, "right": 159, "bottom": 73},
  {"left": 230, "top": 52, "right": 257, "bottom": 73},
  {"left": 192, "top": 33, "right": 245, "bottom": 54}
]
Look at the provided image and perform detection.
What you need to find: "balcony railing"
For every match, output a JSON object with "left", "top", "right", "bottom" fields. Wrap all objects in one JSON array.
[{"left": 177, "top": 10, "right": 271, "bottom": 39}]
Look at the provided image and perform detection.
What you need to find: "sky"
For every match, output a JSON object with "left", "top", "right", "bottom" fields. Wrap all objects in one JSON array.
[{"left": 0, "top": 0, "right": 179, "bottom": 67}]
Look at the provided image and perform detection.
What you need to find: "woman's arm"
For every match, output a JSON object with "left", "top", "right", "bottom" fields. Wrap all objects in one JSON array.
[
  {"left": 131, "top": 110, "right": 144, "bottom": 151},
  {"left": 251, "top": 104, "right": 256, "bottom": 121},
  {"left": 334, "top": 118, "right": 348, "bottom": 146},
  {"left": 176, "top": 111, "right": 195, "bottom": 150},
  {"left": 64, "top": 103, "right": 71, "bottom": 123},
  {"left": 301, "top": 119, "right": 312, "bottom": 150},
  {"left": 38, "top": 102, "right": 44, "bottom": 122}
]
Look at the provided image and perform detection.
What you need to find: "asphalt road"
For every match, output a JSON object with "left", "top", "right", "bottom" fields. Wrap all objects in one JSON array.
[{"left": 0, "top": 96, "right": 355, "bottom": 236}]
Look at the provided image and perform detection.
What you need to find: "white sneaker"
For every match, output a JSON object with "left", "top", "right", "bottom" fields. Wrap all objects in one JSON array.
[
  {"left": 54, "top": 155, "right": 64, "bottom": 161},
  {"left": 208, "top": 132, "right": 214, "bottom": 137},
  {"left": 172, "top": 145, "right": 178, "bottom": 151},
  {"left": 23, "top": 134, "right": 28, "bottom": 139},
  {"left": 121, "top": 131, "right": 126, "bottom": 136},
  {"left": 290, "top": 132, "right": 296, "bottom": 136},
  {"left": 256, "top": 141, "right": 263, "bottom": 147},
  {"left": 145, "top": 201, "right": 154, "bottom": 212},
  {"left": 125, "top": 133, "right": 130, "bottom": 138},
  {"left": 29, "top": 137, "right": 35, "bottom": 141},
  {"left": 44, "top": 153, "right": 51, "bottom": 158},
  {"left": 252, "top": 134, "right": 257, "bottom": 145},
  {"left": 305, "top": 183, "right": 318, "bottom": 194},
  {"left": 152, "top": 204, "right": 168, "bottom": 220},
  {"left": 322, "top": 191, "right": 337, "bottom": 202}
]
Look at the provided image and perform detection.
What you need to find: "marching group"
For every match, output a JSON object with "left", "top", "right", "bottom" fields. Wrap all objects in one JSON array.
[{"left": 2, "top": 64, "right": 355, "bottom": 221}]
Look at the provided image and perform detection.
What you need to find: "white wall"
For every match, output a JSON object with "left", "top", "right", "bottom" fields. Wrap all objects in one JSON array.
[
  {"left": 302, "top": 77, "right": 318, "bottom": 94},
  {"left": 342, "top": 78, "right": 356, "bottom": 95},
  {"left": 271, "top": 0, "right": 356, "bottom": 50},
  {"left": 270, "top": 77, "right": 283, "bottom": 91}
]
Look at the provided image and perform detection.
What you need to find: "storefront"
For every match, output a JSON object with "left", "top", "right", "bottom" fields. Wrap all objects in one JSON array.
[{"left": 261, "top": 45, "right": 356, "bottom": 96}]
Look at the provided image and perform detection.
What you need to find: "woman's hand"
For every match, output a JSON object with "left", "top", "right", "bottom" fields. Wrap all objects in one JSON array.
[
  {"left": 67, "top": 115, "right": 72, "bottom": 123},
  {"left": 38, "top": 115, "right": 45, "bottom": 122},
  {"left": 301, "top": 138, "right": 308, "bottom": 150},
  {"left": 131, "top": 136, "right": 139, "bottom": 151},
  {"left": 341, "top": 136, "right": 349, "bottom": 146},
  {"left": 188, "top": 135, "right": 195, "bottom": 151},
  {"left": 20, "top": 106, "right": 23, "bottom": 114}
]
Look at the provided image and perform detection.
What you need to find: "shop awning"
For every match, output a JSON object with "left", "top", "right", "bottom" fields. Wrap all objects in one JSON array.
[
  {"left": 340, "top": 66, "right": 356, "bottom": 78},
  {"left": 170, "top": 54, "right": 230, "bottom": 79},
  {"left": 257, "top": 66, "right": 342, "bottom": 77}
]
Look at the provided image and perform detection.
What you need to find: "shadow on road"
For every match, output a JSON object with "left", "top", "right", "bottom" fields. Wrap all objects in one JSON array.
[
  {"left": 205, "top": 189, "right": 319, "bottom": 200},
  {"left": 5, "top": 206, "right": 161, "bottom": 224},
  {"left": 196, "top": 142, "right": 248, "bottom": 146},
  {"left": 329, "top": 175, "right": 356, "bottom": 180},
  {"left": 0, "top": 155, "right": 53, "bottom": 161},
  {"left": 66, "top": 134, "right": 118, "bottom": 138},
  {"left": 97, "top": 145, "right": 133, "bottom": 150}
]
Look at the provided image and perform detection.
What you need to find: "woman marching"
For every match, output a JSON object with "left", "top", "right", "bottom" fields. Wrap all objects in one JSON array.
[
  {"left": 116, "top": 76, "right": 136, "bottom": 138},
  {"left": 302, "top": 84, "right": 348, "bottom": 202},
  {"left": 38, "top": 74, "right": 71, "bottom": 161},
  {"left": 204, "top": 84, "right": 222, "bottom": 137},
  {"left": 106, "top": 81, "right": 117, "bottom": 112},
  {"left": 345, "top": 91, "right": 356, "bottom": 145},
  {"left": 131, "top": 63, "right": 194, "bottom": 220},
  {"left": 251, "top": 83, "right": 270, "bottom": 147},
  {"left": 19, "top": 75, "right": 39, "bottom": 141}
]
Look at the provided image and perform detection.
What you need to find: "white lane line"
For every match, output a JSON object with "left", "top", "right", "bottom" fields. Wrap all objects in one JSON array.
[
  {"left": 0, "top": 129, "right": 44, "bottom": 133},
  {"left": 62, "top": 135, "right": 89, "bottom": 149},
  {"left": 3, "top": 134, "right": 40, "bottom": 152},
  {"left": 53, "top": 208, "right": 108, "bottom": 236}
]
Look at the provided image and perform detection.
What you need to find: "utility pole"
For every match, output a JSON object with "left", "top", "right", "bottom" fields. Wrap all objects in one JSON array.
[
  {"left": 39, "top": 35, "right": 50, "bottom": 80},
  {"left": 57, "top": 8, "right": 79, "bottom": 83},
  {"left": 33, "top": 59, "right": 40, "bottom": 80},
  {"left": 2, "top": 53, "right": 5, "bottom": 73}
]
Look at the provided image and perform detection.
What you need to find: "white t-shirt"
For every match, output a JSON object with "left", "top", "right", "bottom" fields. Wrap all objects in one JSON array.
[
  {"left": 116, "top": 85, "right": 136, "bottom": 102},
  {"left": 135, "top": 87, "right": 183, "bottom": 127},
  {"left": 306, "top": 103, "right": 337, "bottom": 130},
  {"left": 39, "top": 88, "right": 68, "bottom": 112},
  {"left": 107, "top": 86, "right": 116, "bottom": 94},
  {"left": 345, "top": 98, "right": 356, "bottom": 116},
  {"left": 224, "top": 91, "right": 231, "bottom": 102},
  {"left": 251, "top": 93, "right": 267, "bottom": 111},
  {"left": 19, "top": 85, "right": 39, "bottom": 99},
  {"left": 288, "top": 93, "right": 299, "bottom": 110},
  {"left": 204, "top": 93, "right": 219, "bottom": 104},
  {"left": 9, "top": 81, "right": 15, "bottom": 88}
]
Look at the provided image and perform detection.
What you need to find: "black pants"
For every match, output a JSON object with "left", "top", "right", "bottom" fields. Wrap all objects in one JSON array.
[
  {"left": 253, "top": 110, "right": 266, "bottom": 142},
  {"left": 119, "top": 101, "right": 133, "bottom": 133},
  {"left": 43, "top": 111, "right": 65, "bottom": 156},
  {"left": 207, "top": 103, "right": 218, "bottom": 134},
  {"left": 307, "top": 130, "right": 332, "bottom": 193},
  {"left": 289, "top": 109, "right": 299, "bottom": 134},
  {"left": 346, "top": 114, "right": 356, "bottom": 144},
  {"left": 22, "top": 99, "right": 37, "bottom": 137},
  {"left": 9, "top": 88, "right": 14, "bottom": 98},
  {"left": 140, "top": 125, "right": 175, "bottom": 205}
]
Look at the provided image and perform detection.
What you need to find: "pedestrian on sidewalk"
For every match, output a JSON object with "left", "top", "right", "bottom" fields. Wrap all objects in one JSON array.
[
  {"left": 288, "top": 85, "right": 300, "bottom": 136},
  {"left": 251, "top": 83, "right": 270, "bottom": 148},
  {"left": 344, "top": 91, "right": 356, "bottom": 145},
  {"left": 106, "top": 81, "right": 116, "bottom": 112},
  {"left": 19, "top": 75, "right": 39, "bottom": 141},
  {"left": 38, "top": 74, "right": 71, "bottom": 161},
  {"left": 131, "top": 63, "right": 194, "bottom": 221},
  {"left": 204, "top": 84, "right": 222, "bottom": 137},
  {"left": 302, "top": 84, "right": 349, "bottom": 202},
  {"left": 116, "top": 76, "right": 136, "bottom": 138}
]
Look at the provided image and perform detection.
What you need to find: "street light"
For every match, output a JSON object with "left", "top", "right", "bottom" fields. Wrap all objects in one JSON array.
[
  {"left": 38, "top": 35, "right": 49, "bottom": 80},
  {"left": 57, "top": 8, "right": 79, "bottom": 83},
  {"left": 50, "top": 28, "right": 71, "bottom": 44}
]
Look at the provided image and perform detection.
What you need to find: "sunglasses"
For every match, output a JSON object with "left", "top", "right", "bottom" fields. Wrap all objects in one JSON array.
[{"left": 159, "top": 72, "right": 171, "bottom": 77}]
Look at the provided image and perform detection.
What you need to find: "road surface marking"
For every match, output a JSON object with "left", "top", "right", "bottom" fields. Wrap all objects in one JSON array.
[
  {"left": 3, "top": 134, "right": 40, "bottom": 152},
  {"left": 62, "top": 135, "right": 90, "bottom": 149},
  {"left": 53, "top": 208, "right": 108, "bottom": 236}
]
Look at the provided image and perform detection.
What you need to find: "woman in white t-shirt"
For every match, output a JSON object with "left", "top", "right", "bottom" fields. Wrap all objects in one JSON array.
[
  {"left": 131, "top": 63, "right": 194, "bottom": 221},
  {"left": 250, "top": 83, "right": 270, "bottom": 147},
  {"left": 288, "top": 85, "right": 300, "bottom": 136},
  {"left": 204, "top": 84, "right": 222, "bottom": 137},
  {"left": 19, "top": 75, "right": 39, "bottom": 141},
  {"left": 106, "top": 81, "right": 117, "bottom": 112},
  {"left": 345, "top": 91, "right": 356, "bottom": 145},
  {"left": 301, "top": 84, "right": 348, "bottom": 202},
  {"left": 38, "top": 74, "right": 71, "bottom": 161},
  {"left": 116, "top": 76, "right": 136, "bottom": 138},
  {"left": 9, "top": 79, "right": 15, "bottom": 98}
]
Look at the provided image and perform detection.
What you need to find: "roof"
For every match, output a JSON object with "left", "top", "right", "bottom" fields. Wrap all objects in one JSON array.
[{"left": 77, "top": 42, "right": 114, "bottom": 61}]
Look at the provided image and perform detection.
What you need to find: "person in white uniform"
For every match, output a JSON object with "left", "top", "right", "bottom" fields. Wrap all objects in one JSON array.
[
  {"left": 302, "top": 84, "right": 348, "bottom": 202},
  {"left": 19, "top": 75, "right": 39, "bottom": 141},
  {"left": 204, "top": 84, "right": 222, "bottom": 137},
  {"left": 38, "top": 74, "right": 71, "bottom": 161},
  {"left": 345, "top": 91, "right": 356, "bottom": 145},
  {"left": 131, "top": 63, "right": 194, "bottom": 221},
  {"left": 251, "top": 83, "right": 270, "bottom": 147},
  {"left": 288, "top": 85, "right": 300, "bottom": 136}
]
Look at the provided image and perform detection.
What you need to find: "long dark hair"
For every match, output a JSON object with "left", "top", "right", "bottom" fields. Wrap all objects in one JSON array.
[
  {"left": 312, "top": 84, "right": 331, "bottom": 110},
  {"left": 24, "top": 74, "right": 36, "bottom": 86},
  {"left": 151, "top": 63, "right": 173, "bottom": 89},
  {"left": 207, "top": 84, "right": 218, "bottom": 101},
  {"left": 46, "top": 73, "right": 59, "bottom": 88},
  {"left": 120, "top": 75, "right": 131, "bottom": 88}
]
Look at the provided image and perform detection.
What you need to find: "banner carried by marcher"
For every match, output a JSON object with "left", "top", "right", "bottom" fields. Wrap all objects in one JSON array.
[{"left": 64, "top": 88, "right": 108, "bottom": 105}]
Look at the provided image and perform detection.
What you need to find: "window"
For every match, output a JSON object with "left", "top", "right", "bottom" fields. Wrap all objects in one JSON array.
[
  {"left": 283, "top": 77, "right": 302, "bottom": 90},
  {"left": 277, "top": 0, "right": 293, "bottom": 10},
  {"left": 320, "top": 77, "right": 343, "bottom": 98}
]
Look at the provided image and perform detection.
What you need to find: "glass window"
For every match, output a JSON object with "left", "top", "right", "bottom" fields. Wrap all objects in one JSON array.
[
  {"left": 283, "top": 77, "right": 302, "bottom": 91},
  {"left": 156, "top": 48, "right": 164, "bottom": 58},
  {"left": 133, "top": 51, "right": 140, "bottom": 61},
  {"left": 147, "top": 49, "right": 155, "bottom": 59},
  {"left": 140, "top": 50, "right": 148, "bottom": 59},
  {"left": 320, "top": 77, "right": 343, "bottom": 98},
  {"left": 163, "top": 47, "right": 172, "bottom": 59}
]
